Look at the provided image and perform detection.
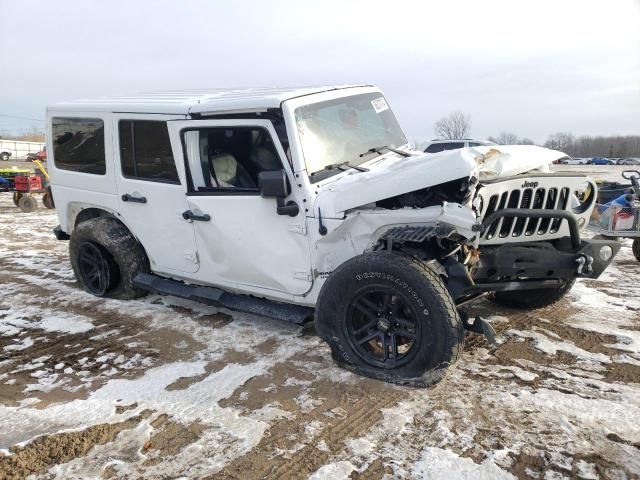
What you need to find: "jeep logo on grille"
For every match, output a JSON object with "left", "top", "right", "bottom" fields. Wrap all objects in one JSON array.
[{"left": 521, "top": 180, "right": 539, "bottom": 189}]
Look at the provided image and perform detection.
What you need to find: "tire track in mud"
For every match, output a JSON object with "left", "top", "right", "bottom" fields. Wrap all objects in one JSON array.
[
  {"left": 0, "top": 271, "right": 217, "bottom": 407},
  {"left": 212, "top": 349, "right": 405, "bottom": 480},
  {"left": 270, "top": 395, "right": 398, "bottom": 480}
]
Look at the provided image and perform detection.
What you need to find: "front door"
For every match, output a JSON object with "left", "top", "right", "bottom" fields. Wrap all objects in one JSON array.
[
  {"left": 113, "top": 114, "right": 199, "bottom": 274},
  {"left": 167, "top": 119, "right": 312, "bottom": 296}
]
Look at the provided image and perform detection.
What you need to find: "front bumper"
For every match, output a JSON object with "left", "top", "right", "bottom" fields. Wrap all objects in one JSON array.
[
  {"left": 449, "top": 208, "right": 620, "bottom": 297},
  {"left": 471, "top": 237, "right": 620, "bottom": 291}
]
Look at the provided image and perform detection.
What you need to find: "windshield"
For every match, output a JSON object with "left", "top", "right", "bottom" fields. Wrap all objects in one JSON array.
[{"left": 295, "top": 92, "right": 407, "bottom": 181}]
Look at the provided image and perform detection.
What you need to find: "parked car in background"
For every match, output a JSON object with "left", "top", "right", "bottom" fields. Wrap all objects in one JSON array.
[
  {"left": 559, "top": 156, "right": 587, "bottom": 165},
  {"left": 591, "top": 157, "right": 614, "bottom": 165},
  {"left": 423, "top": 139, "right": 496, "bottom": 153},
  {"left": 618, "top": 158, "right": 640, "bottom": 165}
]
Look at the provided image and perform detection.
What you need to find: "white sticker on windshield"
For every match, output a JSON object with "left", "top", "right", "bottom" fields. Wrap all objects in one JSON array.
[{"left": 371, "top": 97, "right": 389, "bottom": 113}]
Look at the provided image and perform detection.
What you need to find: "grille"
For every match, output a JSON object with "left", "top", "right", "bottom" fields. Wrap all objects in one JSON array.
[{"left": 482, "top": 186, "right": 571, "bottom": 240}]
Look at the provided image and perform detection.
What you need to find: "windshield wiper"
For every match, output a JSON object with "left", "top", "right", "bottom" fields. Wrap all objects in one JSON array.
[
  {"left": 359, "top": 145, "right": 412, "bottom": 158},
  {"left": 310, "top": 161, "right": 369, "bottom": 176}
]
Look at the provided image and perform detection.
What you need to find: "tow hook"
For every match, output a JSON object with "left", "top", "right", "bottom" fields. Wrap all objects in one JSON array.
[
  {"left": 576, "top": 254, "right": 593, "bottom": 275},
  {"left": 461, "top": 313, "right": 497, "bottom": 346}
]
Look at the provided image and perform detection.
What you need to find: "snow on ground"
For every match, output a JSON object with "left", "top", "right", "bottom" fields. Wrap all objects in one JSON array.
[{"left": 0, "top": 190, "right": 639, "bottom": 480}]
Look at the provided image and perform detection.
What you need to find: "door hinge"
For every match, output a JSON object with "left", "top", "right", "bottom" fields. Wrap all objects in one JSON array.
[
  {"left": 293, "top": 271, "right": 312, "bottom": 282},
  {"left": 288, "top": 223, "right": 307, "bottom": 235},
  {"left": 184, "top": 250, "right": 199, "bottom": 264}
]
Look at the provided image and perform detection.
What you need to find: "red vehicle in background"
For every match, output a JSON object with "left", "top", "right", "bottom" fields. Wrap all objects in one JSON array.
[
  {"left": 25, "top": 147, "right": 47, "bottom": 162},
  {"left": 0, "top": 147, "right": 55, "bottom": 212}
]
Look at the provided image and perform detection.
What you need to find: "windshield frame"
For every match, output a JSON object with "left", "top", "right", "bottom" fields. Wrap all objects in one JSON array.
[{"left": 284, "top": 88, "right": 408, "bottom": 184}]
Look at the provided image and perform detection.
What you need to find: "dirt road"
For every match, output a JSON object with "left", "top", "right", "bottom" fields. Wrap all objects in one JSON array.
[{"left": 0, "top": 193, "right": 639, "bottom": 480}]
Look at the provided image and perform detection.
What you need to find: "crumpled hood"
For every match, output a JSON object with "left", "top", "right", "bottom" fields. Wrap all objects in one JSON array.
[
  {"left": 313, "top": 145, "right": 566, "bottom": 218},
  {"left": 472, "top": 144, "right": 565, "bottom": 179}
]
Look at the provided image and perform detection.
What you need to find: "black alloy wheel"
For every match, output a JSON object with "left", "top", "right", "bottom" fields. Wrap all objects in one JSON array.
[
  {"left": 345, "top": 286, "right": 420, "bottom": 369},
  {"left": 77, "top": 241, "right": 115, "bottom": 296}
]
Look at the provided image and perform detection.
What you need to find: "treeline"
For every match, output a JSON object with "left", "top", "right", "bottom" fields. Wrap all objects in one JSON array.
[
  {"left": 430, "top": 112, "right": 639, "bottom": 157},
  {"left": 543, "top": 133, "right": 640, "bottom": 158},
  {"left": 0, "top": 127, "right": 46, "bottom": 143}
]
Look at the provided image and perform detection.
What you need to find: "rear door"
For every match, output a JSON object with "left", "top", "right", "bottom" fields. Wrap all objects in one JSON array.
[
  {"left": 167, "top": 119, "right": 312, "bottom": 296},
  {"left": 113, "top": 114, "right": 199, "bottom": 274}
]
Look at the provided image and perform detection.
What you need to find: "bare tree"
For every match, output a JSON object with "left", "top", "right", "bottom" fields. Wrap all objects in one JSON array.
[
  {"left": 433, "top": 111, "right": 471, "bottom": 140},
  {"left": 544, "top": 132, "right": 575, "bottom": 152},
  {"left": 492, "top": 131, "right": 521, "bottom": 145},
  {"left": 520, "top": 137, "right": 535, "bottom": 145}
]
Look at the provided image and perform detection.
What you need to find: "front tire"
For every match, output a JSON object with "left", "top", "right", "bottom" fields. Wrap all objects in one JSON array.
[
  {"left": 315, "top": 252, "right": 463, "bottom": 387},
  {"left": 491, "top": 279, "right": 576, "bottom": 309},
  {"left": 70, "top": 217, "right": 149, "bottom": 299}
]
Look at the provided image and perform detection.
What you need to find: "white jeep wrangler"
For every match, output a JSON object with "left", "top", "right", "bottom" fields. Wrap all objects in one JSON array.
[{"left": 47, "top": 85, "right": 619, "bottom": 386}]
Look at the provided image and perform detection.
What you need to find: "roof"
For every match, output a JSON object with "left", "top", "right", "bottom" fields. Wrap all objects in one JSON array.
[{"left": 47, "top": 85, "right": 370, "bottom": 115}]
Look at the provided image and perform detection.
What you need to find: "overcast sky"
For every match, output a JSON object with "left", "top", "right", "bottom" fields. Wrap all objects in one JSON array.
[{"left": 1, "top": 0, "right": 638, "bottom": 143}]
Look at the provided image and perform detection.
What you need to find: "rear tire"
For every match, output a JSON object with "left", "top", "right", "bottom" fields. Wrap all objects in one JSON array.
[
  {"left": 491, "top": 279, "right": 576, "bottom": 309},
  {"left": 633, "top": 239, "right": 640, "bottom": 262},
  {"left": 18, "top": 194, "right": 37, "bottom": 212},
  {"left": 70, "top": 217, "right": 149, "bottom": 299},
  {"left": 315, "top": 251, "right": 463, "bottom": 387}
]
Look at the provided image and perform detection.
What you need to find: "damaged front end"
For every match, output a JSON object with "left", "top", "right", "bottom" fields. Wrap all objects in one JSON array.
[{"left": 312, "top": 145, "right": 620, "bottom": 308}]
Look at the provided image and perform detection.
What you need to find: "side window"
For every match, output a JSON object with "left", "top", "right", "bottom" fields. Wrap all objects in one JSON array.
[
  {"left": 468, "top": 142, "right": 482, "bottom": 147},
  {"left": 443, "top": 142, "right": 465, "bottom": 150},
  {"left": 182, "top": 126, "right": 283, "bottom": 192},
  {"left": 119, "top": 120, "right": 179, "bottom": 183},
  {"left": 425, "top": 144, "right": 445, "bottom": 153},
  {"left": 52, "top": 117, "right": 105, "bottom": 174}
]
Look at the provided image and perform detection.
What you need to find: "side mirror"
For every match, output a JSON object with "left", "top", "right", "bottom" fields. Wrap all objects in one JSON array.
[
  {"left": 258, "top": 170, "right": 299, "bottom": 217},
  {"left": 258, "top": 170, "right": 290, "bottom": 198}
]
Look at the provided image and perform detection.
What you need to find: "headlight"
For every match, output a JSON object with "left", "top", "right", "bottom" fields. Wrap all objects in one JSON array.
[
  {"left": 571, "top": 181, "right": 595, "bottom": 214},
  {"left": 574, "top": 181, "right": 592, "bottom": 201}
]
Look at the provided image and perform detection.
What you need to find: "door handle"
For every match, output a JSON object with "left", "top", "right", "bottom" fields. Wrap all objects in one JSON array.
[
  {"left": 182, "top": 210, "right": 211, "bottom": 222},
  {"left": 122, "top": 194, "right": 147, "bottom": 204}
]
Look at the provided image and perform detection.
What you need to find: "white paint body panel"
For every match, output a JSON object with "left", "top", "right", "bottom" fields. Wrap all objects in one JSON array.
[
  {"left": 111, "top": 113, "right": 199, "bottom": 275},
  {"left": 47, "top": 110, "right": 118, "bottom": 233},
  {"left": 167, "top": 119, "right": 312, "bottom": 296}
]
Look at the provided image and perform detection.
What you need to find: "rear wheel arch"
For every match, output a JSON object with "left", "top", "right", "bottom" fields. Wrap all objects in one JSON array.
[
  {"left": 72, "top": 206, "right": 117, "bottom": 229},
  {"left": 71, "top": 206, "right": 132, "bottom": 237}
]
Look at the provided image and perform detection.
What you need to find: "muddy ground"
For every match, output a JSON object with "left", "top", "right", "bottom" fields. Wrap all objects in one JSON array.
[{"left": 0, "top": 191, "right": 639, "bottom": 480}]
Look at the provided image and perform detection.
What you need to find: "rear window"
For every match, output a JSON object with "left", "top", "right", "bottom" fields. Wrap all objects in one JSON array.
[
  {"left": 424, "top": 142, "right": 465, "bottom": 153},
  {"left": 119, "top": 120, "right": 179, "bottom": 183},
  {"left": 52, "top": 118, "right": 105, "bottom": 174}
]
